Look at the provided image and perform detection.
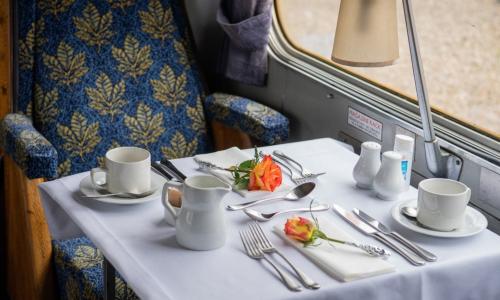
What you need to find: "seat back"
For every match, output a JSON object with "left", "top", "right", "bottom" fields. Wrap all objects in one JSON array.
[{"left": 17, "top": 0, "right": 211, "bottom": 176}]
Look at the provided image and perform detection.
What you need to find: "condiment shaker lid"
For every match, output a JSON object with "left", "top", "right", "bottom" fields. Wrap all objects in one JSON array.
[
  {"left": 394, "top": 134, "right": 414, "bottom": 152},
  {"left": 362, "top": 141, "right": 381, "bottom": 151}
]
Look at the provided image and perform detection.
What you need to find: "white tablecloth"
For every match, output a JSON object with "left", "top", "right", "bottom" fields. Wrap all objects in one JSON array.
[{"left": 39, "top": 138, "right": 500, "bottom": 300}]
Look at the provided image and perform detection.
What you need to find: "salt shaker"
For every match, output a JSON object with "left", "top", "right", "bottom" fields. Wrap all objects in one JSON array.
[
  {"left": 373, "top": 151, "right": 405, "bottom": 200},
  {"left": 352, "top": 142, "right": 381, "bottom": 189}
]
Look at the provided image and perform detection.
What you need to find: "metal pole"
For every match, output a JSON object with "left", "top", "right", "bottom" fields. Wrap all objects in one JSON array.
[{"left": 401, "top": 0, "right": 447, "bottom": 177}]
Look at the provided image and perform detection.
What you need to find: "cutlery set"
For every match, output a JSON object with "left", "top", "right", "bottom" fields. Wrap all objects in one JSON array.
[
  {"left": 333, "top": 204, "right": 437, "bottom": 266},
  {"left": 353, "top": 208, "right": 437, "bottom": 262}
]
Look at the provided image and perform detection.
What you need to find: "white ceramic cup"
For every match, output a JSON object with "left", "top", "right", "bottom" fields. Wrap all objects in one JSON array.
[
  {"left": 417, "top": 178, "right": 471, "bottom": 231},
  {"left": 91, "top": 147, "right": 151, "bottom": 194}
]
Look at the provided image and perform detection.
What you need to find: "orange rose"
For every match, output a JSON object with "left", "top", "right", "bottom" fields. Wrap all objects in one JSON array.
[
  {"left": 284, "top": 216, "right": 316, "bottom": 243},
  {"left": 284, "top": 216, "right": 387, "bottom": 255},
  {"left": 248, "top": 155, "right": 282, "bottom": 191}
]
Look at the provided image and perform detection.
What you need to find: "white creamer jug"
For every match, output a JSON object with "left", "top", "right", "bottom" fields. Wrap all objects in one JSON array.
[{"left": 162, "top": 175, "right": 231, "bottom": 250}]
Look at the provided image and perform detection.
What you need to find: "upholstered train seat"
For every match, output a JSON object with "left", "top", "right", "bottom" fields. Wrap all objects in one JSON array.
[
  {"left": 53, "top": 237, "right": 139, "bottom": 300},
  {"left": 1, "top": 0, "right": 288, "bottom": 298}
]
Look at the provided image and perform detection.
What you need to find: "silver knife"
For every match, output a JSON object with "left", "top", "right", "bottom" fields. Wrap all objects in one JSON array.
[
  {"left": 353, "top": 208, "right": 437, "bottom": 262},
  {"left": 332, "top": 204, "right": 425, "bottom": 266}
]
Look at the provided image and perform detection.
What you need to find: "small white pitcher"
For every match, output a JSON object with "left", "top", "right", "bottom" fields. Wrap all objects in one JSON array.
[{"left": 162, "top": 175, "right": 231, "bottom": 251}]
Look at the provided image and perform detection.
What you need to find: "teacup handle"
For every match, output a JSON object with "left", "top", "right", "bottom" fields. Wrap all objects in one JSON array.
[
  {"left": 162, "top": 181, "right": 183, "bottom": 221},
  {"left": 91, "top": 167, "right": 107, "bottom": 188}
]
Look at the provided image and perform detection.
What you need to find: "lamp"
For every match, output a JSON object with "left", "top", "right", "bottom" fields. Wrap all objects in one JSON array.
[
  {"left": 332, "top": 0, "right": 398, "bottom": 67},
  {"left": 332, "top": 0, "right": 462, "bottom": 179}
]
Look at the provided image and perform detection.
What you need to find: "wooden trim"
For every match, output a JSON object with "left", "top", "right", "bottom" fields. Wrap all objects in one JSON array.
[
  {"left": 4, "top": 156, "right": 56, "bottom": 300},
  {"left": 0, "top": 0, "right": 11, "bottom": 119}
]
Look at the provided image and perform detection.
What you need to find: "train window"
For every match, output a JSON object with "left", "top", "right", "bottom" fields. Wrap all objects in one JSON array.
[{"left": 275, "top": 0, "right": 499, "bottom": 139}]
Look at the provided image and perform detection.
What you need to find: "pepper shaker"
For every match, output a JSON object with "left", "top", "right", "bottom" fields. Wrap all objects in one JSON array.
[
  {"left": 373, "top": 151, "right": 405, "bottom": 200},
  {"left": 352, "top": 142, "right": 381, "bottom": 189}
]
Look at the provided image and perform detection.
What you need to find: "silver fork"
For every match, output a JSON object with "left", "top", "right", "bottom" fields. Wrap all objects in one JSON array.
[
  {"left": 240, "top": 229, "right": 302, "bottom": 291},
  {"left": 259, "top": 151, "right": 310, "bottom": 184},
  {"left": 249, "top": 223, "right": 320, "bottom": 289},
  {"left": 273, "top": 150, "right": 326, "bottom": 179}
]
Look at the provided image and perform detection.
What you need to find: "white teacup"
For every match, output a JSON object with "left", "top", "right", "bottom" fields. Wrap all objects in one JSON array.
[
  {"left": 417, "top": 178, "right": 471, "bottom": 231},
  {"left": 91, "top": 147, "right": 151, "bottom": 194}
]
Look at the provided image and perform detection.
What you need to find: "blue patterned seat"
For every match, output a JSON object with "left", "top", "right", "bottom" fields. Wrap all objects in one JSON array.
[
  {"left": 53, "top": 237, "right": 138, "bottom": 300},
  {"left": 2, "top": 0, "right": 289, "bottom": 180},
  {"left": 1, "top": 0, "right": 289, "bottom": 298},
  {"left": 204, "top": 93, "right": 289, "bottom": 146}
]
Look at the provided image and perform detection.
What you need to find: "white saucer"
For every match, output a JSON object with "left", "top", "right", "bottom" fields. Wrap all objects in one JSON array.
[
  {"left": 391, "top": 199, "right": 488, "bottom": 238},
  {"left": 79, "top": 171, "right": 167, "bottom": 205}
]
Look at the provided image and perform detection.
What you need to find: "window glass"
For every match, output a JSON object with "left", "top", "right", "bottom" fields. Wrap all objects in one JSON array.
[{"left": 276, "top": 0, "right": 500, "bottom": 138}]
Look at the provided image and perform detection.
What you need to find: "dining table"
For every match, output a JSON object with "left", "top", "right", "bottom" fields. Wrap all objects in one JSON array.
[{"left": 38, "top": 138, "right": 500, "bottom": 300}]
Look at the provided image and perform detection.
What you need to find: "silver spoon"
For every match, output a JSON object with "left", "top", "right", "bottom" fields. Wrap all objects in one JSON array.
[
  {"left": 243, "top": 203, "right": 330, "bottom": 222},
  {"left": 401, "top": 205, "right": 457, "bottom": 232},
  {"left": 81, "top": 189, "right": 156, "bottom": 199},
  {"left": 401, "top": 206, "right": 418, "bottom": 220},
  {"left": 226, "top": 182, "right": 316, "bottom": 211}
]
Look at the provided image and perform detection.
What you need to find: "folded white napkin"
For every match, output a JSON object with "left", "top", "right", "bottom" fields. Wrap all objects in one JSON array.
[
  {"left": 194, "top": 147, "right": 289, "bottom": 197},
  {"left": 273, "top": 217, "right": 395, "bottom": 282}
]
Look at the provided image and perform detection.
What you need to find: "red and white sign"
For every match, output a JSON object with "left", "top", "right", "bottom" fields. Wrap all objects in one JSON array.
[{"left": 348, "top": 107, "right": 383, "bottom": 140}]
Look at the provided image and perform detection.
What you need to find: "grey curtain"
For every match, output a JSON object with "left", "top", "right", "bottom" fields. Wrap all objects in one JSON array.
[{"left": 216, "top": 0, "right": 273, "bottom": 86}]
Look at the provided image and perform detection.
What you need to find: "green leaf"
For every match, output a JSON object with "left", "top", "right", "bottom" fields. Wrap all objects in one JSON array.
[
  {"left": 235, "top": 178, "right": 249, "bottom": 190},
  {"left": 239, "top": 159, "right": 254, "bottom": 170}
]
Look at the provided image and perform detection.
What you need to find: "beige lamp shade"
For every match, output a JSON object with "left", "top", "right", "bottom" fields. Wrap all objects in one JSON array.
[{"left": 332, "top": 0, "right": 399, "bottom": 67}]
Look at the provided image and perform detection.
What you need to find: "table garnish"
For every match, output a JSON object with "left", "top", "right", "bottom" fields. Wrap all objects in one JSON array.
[
  {"left": 227, "top": 147, "right": 282, "bottom": 191},
  {"left": 284, "top": 209, "right": 390, "bottom": 257}
]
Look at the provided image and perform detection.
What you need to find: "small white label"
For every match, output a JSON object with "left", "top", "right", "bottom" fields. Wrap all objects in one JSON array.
[{"left": 348, "top": 107, "right": 383, "bottom": 140}]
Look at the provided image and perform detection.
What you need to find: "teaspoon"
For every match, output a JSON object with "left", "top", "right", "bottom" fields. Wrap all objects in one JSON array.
[
  {"left": 226, "top": 182, "right": 316, "bottom": 211},
  {"left": 401, "top": 205, "right": 456, "bottom": 232},
  {"left": 401, "top": 206, "right": 418, "bottom": 220},
  {"left": 243, "top": 203, "right": 330, "bottom": 221},
  {"left": 81, "top": 190, "right": 156, "bottom": 199}
]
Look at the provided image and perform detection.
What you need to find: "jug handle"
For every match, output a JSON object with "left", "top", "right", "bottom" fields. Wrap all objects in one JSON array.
[{"left": 162, "top": 181, "right": 183, "bottom": 221}]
